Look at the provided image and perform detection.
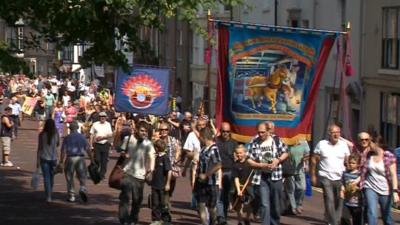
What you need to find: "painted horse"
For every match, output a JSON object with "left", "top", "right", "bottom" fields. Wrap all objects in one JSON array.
[{"left": 247, "top": 66, "right": 289, "bottom": 113}]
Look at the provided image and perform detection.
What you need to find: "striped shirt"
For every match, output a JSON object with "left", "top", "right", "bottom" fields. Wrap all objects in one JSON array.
[{"left": 197, "top": 143, "right": 222, "bottom": 186}]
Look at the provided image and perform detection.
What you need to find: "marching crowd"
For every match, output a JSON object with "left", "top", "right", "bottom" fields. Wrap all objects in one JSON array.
[{"left": 0, "top": 74, "right": 399, "bottom": 225}]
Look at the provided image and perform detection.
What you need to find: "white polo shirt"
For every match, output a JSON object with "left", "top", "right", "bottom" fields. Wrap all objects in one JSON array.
[
  {"left": 90, "top": 121, "right": 113, "bottom": 144},
  {"left": 314, "top": 139, "right": 350, "bottom": 181}
]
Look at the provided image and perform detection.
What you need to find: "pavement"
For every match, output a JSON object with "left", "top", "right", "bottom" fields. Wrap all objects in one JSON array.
[{"left": 0, "top": 120, "right": 399, "bottom": 225}]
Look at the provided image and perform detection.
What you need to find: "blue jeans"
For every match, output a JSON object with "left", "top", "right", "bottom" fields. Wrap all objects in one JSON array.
[
  {"left": 40, "top": 158, "right": 57, "bottom": 200},
  {"left": 65, "top": 156, "right": 87, "bottom": 197},
  {"left": 364, "top": 188, "right": 393, "bottom": 225},
  {"left": 217, "top": 171, "right": 232, "bottom": 221},
  {"left": 285, "top": 172, "right": 306, "bottom": 210},
  {"left": 254, "top": 174, "right": 282, "bottom": 225}
]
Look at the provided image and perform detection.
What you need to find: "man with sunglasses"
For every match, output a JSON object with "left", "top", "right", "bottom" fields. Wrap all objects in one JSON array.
[
  {"left": 215, "top": 122, "right": 237, "bottom": 225},
  {"left": 247, "top": 121, "right": 288, "bottom": 225}
]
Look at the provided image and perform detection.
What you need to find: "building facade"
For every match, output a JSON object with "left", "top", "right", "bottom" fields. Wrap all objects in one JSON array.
[
  {"left": 0, "top": 19, "right": 57, "bottom": 75},
  {"left": 362, "top": 0, "right": 400, "bottom": 148}
]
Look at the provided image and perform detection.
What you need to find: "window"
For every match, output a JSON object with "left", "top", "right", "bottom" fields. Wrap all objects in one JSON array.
[
  {"left": 382, "top": 7, "right": 400, "bottom": 69},
  {"left": 380, "top": 92, "right": 400, "bottom": 148}
]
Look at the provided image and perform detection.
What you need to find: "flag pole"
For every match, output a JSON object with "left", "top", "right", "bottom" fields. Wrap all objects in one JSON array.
[
  {"left": 205, "top": 9, "right": 212, "bottom": 117},
  {"left": 210, "top": 19, "right": 348, "bottom": 36}
]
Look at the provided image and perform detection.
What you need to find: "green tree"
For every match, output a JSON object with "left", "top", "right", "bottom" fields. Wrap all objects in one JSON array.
[{"left": 0, "top": 0, "right": 242, "bottom": 70}]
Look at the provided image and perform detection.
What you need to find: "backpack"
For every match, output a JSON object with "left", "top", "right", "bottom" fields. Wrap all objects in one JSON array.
[{"left": 272, "top": 136, "right": 296, "bottom": 177}]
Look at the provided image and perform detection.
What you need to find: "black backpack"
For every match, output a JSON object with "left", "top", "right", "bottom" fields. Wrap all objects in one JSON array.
[{"left": 272, "top": 136, "right": 296, "bottom": 177}]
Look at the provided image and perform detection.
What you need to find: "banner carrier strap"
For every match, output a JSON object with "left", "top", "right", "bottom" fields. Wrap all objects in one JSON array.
[{"left": 210, "top": 19, "right": 347, "bottom": 36}]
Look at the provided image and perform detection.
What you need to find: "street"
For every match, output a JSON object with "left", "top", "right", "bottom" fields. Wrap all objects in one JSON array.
[{"left": 0, "top": 120, "right": 399, "bottom": 225}]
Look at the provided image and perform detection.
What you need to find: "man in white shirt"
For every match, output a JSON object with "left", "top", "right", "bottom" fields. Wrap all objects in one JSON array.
[
  {"left": 311, "top": 124, "right": 350, "bottom": 225},
  {"left": 8, "top": 97, "right": 22, "bottom": 138},
  {"left": 90, "top": 111, "right": 113, "bottom": 180}
]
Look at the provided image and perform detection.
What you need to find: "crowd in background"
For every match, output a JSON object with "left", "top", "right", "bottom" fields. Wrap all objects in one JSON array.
[{"left": 0, "top": 73, "right": 399, "bottom": 225}]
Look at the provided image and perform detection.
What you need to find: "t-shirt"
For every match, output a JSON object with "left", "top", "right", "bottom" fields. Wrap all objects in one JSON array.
[
  {"left": 216, "top": 138, "right": 237, "bottom": 171},
  {"left": 44, "top": 94, "right": 55, "bottom": 106},
  {"left": 121, "top": 136, "right": 155, "bottom": 180},
  {"left": 197, "top": 144, "right": 222, "bottom": 185},
  {"left": 232, "top": 158, "right": 253, "bottom": 185},
  {"left": 183, "top": 131, "right": 201, "bottom": 161},
  {"left": 342, "top": 170, "right": 361, "bottom": 207},
  {"left": 314, "top": 139, "right": 350, "bottom": 181},
  {"left": 289, "top": 140, "right": 310, "bottom": 174},
  {"left": 90, "top": 121, "right": 113, "bottom": 144},
  {"left": 151, "top": 153, "right": 171, "bottom": 190},
  {"left": 61, "top": 132, "right": 89, "bottom": 156}
]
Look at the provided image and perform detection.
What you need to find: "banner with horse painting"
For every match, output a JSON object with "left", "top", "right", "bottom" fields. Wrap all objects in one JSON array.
[
  {"left": 216, "top": 24, "right": 338, "bottom": 144},
  {"left": 115, "top": 67, "right": 170, "bottom": 116}
]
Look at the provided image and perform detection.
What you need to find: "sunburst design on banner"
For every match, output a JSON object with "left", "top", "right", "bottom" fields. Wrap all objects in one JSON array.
[{"left": 121, "top": 74, "right": 163, "bottom": 109}]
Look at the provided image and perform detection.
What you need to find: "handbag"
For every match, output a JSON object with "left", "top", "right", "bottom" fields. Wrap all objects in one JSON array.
[
  {"left": 88, "top": 162, "right": 101, "bottom": 184},
  {"left": 171, "top": 160, "right": 182, "bottom": 179},
  {"left": 108, "top": 155, "right": 127, "bottom": 189},
  {"left": 31, "top": 168, "right": 41, "bottom": 190},
  {"left": 108, "top": 135, "right": 131, "bottom": 190}
]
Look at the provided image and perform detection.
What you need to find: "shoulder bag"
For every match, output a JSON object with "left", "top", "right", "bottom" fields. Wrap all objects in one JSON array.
[{"left": 108, "top": 135, "right": 131, "bottom": 190}]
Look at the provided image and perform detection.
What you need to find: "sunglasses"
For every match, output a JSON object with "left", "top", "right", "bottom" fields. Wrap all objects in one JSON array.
[
  {"left": 221, "top": 130, "right": 230, "bottom": 133},
  {"left": 359, "top": 138, "right": 369, "bottom": 142},
  {"left": 159, "top": 128, "right": 168, "bottom": 131}
]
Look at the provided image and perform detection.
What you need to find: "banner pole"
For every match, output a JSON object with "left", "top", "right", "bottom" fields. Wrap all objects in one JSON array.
[
  {"left": 206, "top": 9, "right": 212, "bottom": 117},
  {"left": 210, "top": 19, "right": 347, "bottom": 35}
]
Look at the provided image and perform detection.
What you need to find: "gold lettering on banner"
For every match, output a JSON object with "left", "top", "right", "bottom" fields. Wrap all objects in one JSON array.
[
  {"left": 232, "top": 37, "right": 315, "bottom": 58},
  {"left": 233, "top": 112, "right": 295, "bottom": 121}
]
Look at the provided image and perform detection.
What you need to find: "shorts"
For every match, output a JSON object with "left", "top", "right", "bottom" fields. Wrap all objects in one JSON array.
[{"left": 193, "top": 180, "right": 218, "bottom": 208}]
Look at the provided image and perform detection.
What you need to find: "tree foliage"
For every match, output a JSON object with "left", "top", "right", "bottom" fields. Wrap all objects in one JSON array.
[{"left": 0, "top": 0, "right": 242, "bottom": 70}]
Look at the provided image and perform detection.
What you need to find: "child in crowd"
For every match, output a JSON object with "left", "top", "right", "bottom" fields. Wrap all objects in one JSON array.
[
  {"left": 341, "top": 154, "right": 363, "bottom": 225},
  {"left": 232, "top": 145, "right": 254, "bottom": 225},
  {"left": 150, "top": 139, "right": 172, "bottom": 225}
]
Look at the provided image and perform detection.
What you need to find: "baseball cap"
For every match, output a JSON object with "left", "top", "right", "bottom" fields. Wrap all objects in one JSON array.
[{"left": 99, "top": 112, "right": 107, "bottom": 117}]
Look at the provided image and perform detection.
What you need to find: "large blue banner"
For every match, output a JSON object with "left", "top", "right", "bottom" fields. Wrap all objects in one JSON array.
[
  {"left": 115, "top": 67, "right": 170, "bottom": 115},
  {"left": 216, "top": 25, "right": 337, "bottom": 144}
]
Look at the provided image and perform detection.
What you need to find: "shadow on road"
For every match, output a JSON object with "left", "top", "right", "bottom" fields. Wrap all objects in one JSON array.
[{"left": 0, "top": 168, "right": 120, "bottom": 225}]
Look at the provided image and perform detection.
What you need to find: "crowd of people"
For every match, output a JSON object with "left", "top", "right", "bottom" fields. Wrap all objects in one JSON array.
[{"left": 0, "top": 74, "right": 399, "bottom": 225}]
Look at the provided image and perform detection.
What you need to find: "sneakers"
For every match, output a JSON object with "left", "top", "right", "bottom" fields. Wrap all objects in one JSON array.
[
  {"left": 1, "top": 161, "right": 14, "bottom": 167},
  {"left": 79, "top": 189, "right": 88, "bottom": 203},
  {"left": 67, "top": 195, "right": 76, "bottom": 202}
]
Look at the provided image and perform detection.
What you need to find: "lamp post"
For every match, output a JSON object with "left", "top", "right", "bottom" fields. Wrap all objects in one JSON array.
[{"left": 14, "top": 18, "right": 24, "bottom": 58}]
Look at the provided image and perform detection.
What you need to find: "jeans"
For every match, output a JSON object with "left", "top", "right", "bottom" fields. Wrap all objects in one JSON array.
[
  {"left": 119, "top": 175, "right": 145, "bottom": 224},
  {"left": 254, "top": 174, "right": 283, "bottom": 225},
  {"left": 94, "top": 142, "right": 110, "bottom": 179},
  {"left": 11, "top": 115, "right": 19, "bottom": 137},
  {"left": 65, "top": 156, "right": 87, "bottom": 197},
  {"left": 364, "top": 188, "right": 393, "bottom": 225},
  {"left": 40, "top": 158, "right": 57, "bottom": 200},
  {"left": 319, "top": 176, "right": 343, "bottom": 225},
  {"left": 151, "top": 188, "right": 168, "bottom": 221},
  {"left": 217, "top": 171, "right": 232, "bottom": 221},
  {"left": 285, "top": 172, "right": 306, "bottom": 210},
  {"left": 45, "top": 106, "right": 53, "bottom": 120}
]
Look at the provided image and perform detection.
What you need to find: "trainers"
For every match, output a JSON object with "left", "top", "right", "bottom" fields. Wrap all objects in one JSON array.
[
  {"left": 79, "top": 189, "right": 88, "bottom": 203},
  {"left": 67, "top": 195, "right": 76, "bottom": 202},
  {"left": 2, "top": 161, "right": 13, "bottom": 167}
]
